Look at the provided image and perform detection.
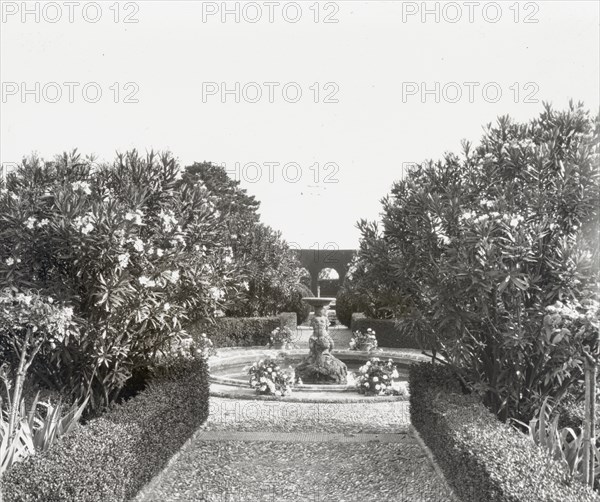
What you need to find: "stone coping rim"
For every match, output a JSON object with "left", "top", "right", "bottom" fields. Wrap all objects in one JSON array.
[
  {"left": 207, "top": 347, "right": 426, "bottom": 394},
  {"left": 206, "top": 347, "right": 419, "bottom": 401},
  {"left": 209, "top": 387, "right": 409, "bottom": 403}
]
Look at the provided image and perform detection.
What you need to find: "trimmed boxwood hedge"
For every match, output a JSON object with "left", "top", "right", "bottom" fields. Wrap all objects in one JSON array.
[
  {"left": 351, "top": 317, "right": 430, "bottom": 350},
  {"left": 1, "top": 358, "right": 210, "bottom": 502},
  {"left": 409, "top": 362, "right": 600, "bottom": 502},
  {"left": 188, "top": 316, "right": 280, "bottom": 348}
]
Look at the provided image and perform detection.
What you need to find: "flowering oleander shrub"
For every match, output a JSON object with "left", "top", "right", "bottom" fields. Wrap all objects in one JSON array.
[
  {"left": 355, "top": 358, "right": 405, "bottom": 396},
  {"left": 268, "top": 327, "right": 293, "bottom": 347},
  {"left": 0, "top": 151, "right": 240, "bottom": 413},
  {"left": 248, "top": 359, "right": 292, "bottom": 397},
  {"left": 349, "top": 328, "right": 378, "bottom": 350},
  {"left": 183, "top": 163, "right": 305, "bottom": 319},
  {"left": 347, "top": 104, "right": 600, "bottom": 421}
]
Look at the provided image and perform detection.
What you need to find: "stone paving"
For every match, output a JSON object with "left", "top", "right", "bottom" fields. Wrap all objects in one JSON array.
[
  {"left": 135, "top": 395, "right": 457, "bottom": 502},
  {"left": 135, "top": 325, "right": 456, "bottom": 501}
]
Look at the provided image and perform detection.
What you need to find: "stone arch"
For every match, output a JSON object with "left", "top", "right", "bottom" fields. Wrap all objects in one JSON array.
[
  {"left": 293, "top": 249, "right": 356, "bottom": 296},
  {"left": 318, "top": 268, "right": 340, "bottom": 298}
]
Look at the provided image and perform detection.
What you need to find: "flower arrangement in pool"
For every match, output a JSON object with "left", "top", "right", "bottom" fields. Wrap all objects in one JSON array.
[
  {"left": 269, "top": 326, "right": 294, "bottom": 348},
  {"left": 356, "top": 357, "right": 405, "bottom": 396},
  {"left": 349, "top": 328, "right": 378, "bottom": 351},
  {"left": 248, "top": 358, "right": 293, "bottom": 396}
]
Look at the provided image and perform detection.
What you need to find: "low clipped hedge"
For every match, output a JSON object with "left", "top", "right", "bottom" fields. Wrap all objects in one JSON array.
[
  {"left": 351, "top": 316, "right": 430, "bottom": 350},
  {"left": 1, "top": 358, "right": 210, "bottom": 502},
  {"left": 409, "top": 363, "right": 600, "bottom": 502},
  {"left": 188, "top": 316, "right": 280, "bottom": 348}
]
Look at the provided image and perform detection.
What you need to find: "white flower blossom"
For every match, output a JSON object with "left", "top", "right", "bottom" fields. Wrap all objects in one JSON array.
[
  {"left": 25, "top": 217, "right": 37, "bottom": 229},
  {"left": 71, "top": 181, "right": 91, "bottom": 195},
  {"left": 209, "top": 286, "right": 224, "bottom": 300},
  {"left": 158, "top": 210, "right": 178, "bottom": 233},
  {"left": 139, "top": 276, "right": 157, "bottom": 288},
  {"left": 509, "top": 215, "right": 524, "bottom": 228},
  {"left": 74, "top": 215, "right": 94, "bottom": 235},
  {"left": 5, "top": 257, "right": 15, "bottom": 266},
  {"left": 125, "top": 210, "right": 143, "bottom": 225},
  {"left": 117, "top": 253, "right": 130, "bottom": 268},
  {"left": 438, "top": 234, "right": 451, "bottom": 246},
  {"left": 166, "top": 270, "right": 180, "bottom": 284},
  {"left": 133, "top": 239, "right": 144, "bottom": 253}
]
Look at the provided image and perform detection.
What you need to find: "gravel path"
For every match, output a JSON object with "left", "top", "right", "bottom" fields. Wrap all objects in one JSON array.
[{"left": 135, "top": 397, "right": 456, "bottom": 502}]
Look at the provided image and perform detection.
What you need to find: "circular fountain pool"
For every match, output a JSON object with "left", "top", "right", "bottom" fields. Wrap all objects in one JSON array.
[{"left": 208, "top": 347, "right": 429, "bottom": 403}]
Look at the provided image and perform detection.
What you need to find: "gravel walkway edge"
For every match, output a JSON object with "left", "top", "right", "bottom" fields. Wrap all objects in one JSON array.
[{"left": 409, "top": 425, "right": 459, "bottom": 502}]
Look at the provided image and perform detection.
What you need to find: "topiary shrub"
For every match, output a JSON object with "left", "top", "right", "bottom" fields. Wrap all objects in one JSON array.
[
  {"left": 187, "top": 317, "right": 280, "bottom": 348},
  {"left": 409, "top": 362, "right": 600, "bottom": 502},
  {"left": 282, "top": 283, "right": 313, "bottom": 325},
  {"left": 336, "top": 287, "right": 359, "bottom": 328},
  {"left": 1, "top": 357, "right": 210, "bottom": 502}
]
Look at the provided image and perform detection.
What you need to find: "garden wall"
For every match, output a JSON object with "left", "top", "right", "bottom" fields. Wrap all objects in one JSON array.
[
  {"left": 351, "top": 314, "right": 430, "bottom": 350},
  {"left": 1, "top": 358, "right": 210, "bottom": 502},
  {"left": 409, "top": 362, "right": 600, "bottom": 502},
  {"left": 187, "top": 316, "right": 283, "bottom": 348}
]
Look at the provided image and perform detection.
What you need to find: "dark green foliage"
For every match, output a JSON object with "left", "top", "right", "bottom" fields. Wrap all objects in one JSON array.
[
  {"left": 409, "top": 363, "right": 600, "bottom": 502},
  {"left": 348, "top": 104, "right": 600, "bottom": 421},
  {"left": 335, "top": 287, "right": 359, "bottom": 327},
  {"left": 351, "top": 318, "right": 430, "bottom": 350},
  {"left": 282, "top": 284, "right": 313, "bottom": 325},
  {"left": 187, "top": 317, "right": 280, "bottom": 348},
  {"left": 0, "top": 150, "right": 238, "bottom": 412},
  {"left": 183, "top": 162, "right": 305, "bottom": 319},
  {"left": 1, "top": 357, "right": 210, "bottom": 502}
]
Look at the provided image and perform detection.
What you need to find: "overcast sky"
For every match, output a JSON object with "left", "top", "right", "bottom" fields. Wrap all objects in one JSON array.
[{"left": 1, "top": 0, "right": 598, "bottom": 249}]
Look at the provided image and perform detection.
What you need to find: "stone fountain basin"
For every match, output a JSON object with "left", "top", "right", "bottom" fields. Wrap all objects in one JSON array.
[
  {"left": 208, "top": 347, "right": 429, "bottom": 395},
  {"left": 301, "top": 297, "right": 336, "bottom": 307}
]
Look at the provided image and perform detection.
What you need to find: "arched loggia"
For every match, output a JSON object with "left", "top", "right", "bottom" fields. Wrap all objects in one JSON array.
[{"left": 293, "top": 249, "right": 356, "bottom": 297}]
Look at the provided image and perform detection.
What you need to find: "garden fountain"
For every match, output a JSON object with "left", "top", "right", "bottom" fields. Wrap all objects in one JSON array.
[
  {"left": 206, "top": 295, "right": 428, "bottom": 402},
  {"left": 294, "top": 297, "right": 348, "bottom": 384}
]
